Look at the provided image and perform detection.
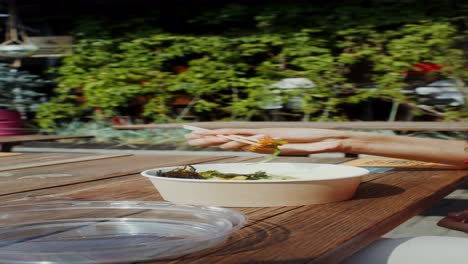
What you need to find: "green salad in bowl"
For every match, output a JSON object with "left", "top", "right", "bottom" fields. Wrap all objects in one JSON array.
[{"left": 156, "top": 165, "right": 297, "bottom": 180}]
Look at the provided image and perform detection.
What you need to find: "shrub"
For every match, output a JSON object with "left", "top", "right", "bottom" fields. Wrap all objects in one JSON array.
[{"left": 37, "top": 1, "right": 468, "bottom": 130}]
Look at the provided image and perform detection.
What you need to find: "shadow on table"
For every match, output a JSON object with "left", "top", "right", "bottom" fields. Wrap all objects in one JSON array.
[
  {"left": 353, "top": 182, "right": 405, "bottom": 199},
  {"left": 420, "top": 182, "right": 468, "bottom": 217}
]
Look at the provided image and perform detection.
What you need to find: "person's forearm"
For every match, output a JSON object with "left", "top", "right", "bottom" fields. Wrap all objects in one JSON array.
[{"left": 339, "top": 132, "right": 467, "bottom": 167}]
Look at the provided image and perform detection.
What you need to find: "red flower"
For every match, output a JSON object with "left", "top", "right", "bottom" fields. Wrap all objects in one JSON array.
[
  {"left": 110, "top": 117, "right": 123, "bottom": 125},
  {"left": 401, "top": 62, "right": 443, "bottom": 75}
]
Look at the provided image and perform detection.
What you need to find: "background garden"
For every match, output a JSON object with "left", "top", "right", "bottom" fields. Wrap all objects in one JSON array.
[{"left": 2, "top": 0, "right": 468, "bottom": 147}]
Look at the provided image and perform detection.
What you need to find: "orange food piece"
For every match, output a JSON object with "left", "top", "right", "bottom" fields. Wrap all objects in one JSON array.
[{"left": 249, "top": 137, "right": 287, "bottom": 152}]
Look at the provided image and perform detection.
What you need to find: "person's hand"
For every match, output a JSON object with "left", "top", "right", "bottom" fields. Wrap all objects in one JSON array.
[
  {"left": 184, "top": 128, "right": 348, "bottom": 155},
  {"left": 437, "top": 211, "right": 468, "bottom": 233}
]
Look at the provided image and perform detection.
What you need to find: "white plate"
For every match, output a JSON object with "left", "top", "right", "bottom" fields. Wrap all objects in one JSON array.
[{"left": 141, "top": 163, "right": 369, "bottom": 207}]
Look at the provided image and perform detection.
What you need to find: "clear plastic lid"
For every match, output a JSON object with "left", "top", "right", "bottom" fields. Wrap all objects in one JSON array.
[{"left": 0, "top": 201, "right": 247, "bottom": 264}]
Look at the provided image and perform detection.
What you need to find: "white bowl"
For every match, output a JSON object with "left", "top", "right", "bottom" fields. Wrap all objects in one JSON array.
[{"left": 141, "top": 163, "right": 369, "bottom": 207}]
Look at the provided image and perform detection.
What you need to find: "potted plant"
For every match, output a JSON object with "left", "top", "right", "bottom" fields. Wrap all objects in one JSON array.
[{"left": 0, "top": 63, "right": 49, "bottom": 135}]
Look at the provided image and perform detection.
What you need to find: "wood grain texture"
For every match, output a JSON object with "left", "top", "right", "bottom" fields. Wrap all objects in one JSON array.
[
  {"left": 113, "top": 121, "right": 468, "bottom": 131},
  {"left": 0, "top": 154, "right": 235, "bottom": 196},
  {"left": 0, "top": 153, "right": 131, "bottom": 172},
  {"left": 0, "top": 155, "right": 379, "bottom": 264},
  {"left": 0, "top": 155, "right": 466, "bottom": 264},
  {"left": 0, "top": 153, "right": 90, "bottom": 166}
]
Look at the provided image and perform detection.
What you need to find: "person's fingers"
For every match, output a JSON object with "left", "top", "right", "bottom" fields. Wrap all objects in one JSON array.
[
  {"left": 186, "top": 136, "right": 229, "bottom": 146},
  {"left": 218, "top": 141, "right": 249, "bottom": 150},
  {"left": 278, "top": 141, "right": 342, "bottom": 155},
  {"left": 464, "top": 210, "right": 468, "bottom": 218},
  {"left": 447, "top": 211, "right": 467, "bottom": 221},
  {"left": 437, "top": 217, "right": 468, "bottom": 233},
  {"left": 218, "top": 134, "right": 266, "bottom": 150},
  {"left": 243, "top": 146, "right": 275, "bottom": 154},
  {"left": 438, "top": 211, "right": 468, "bottom": 233},
  {"left": 185, "top": 133, "right": 204, "bottom": 140},
  {"left": 242, "top": 141, "right": 340, "bottom": 156},
  {"left": 219, "top": 141, "right": 344, "bottom": 155}
]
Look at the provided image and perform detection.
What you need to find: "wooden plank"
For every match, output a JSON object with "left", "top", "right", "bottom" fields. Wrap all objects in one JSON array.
[
  {"left": 0, "top": 153, "right": 131, "bottom": 172},
  {"left": 113, "top": 121, "right": 468, "bottom": 131},
  {"left": 0, "top": 155, "right": 237, "bottom": 196},
  {"left": 1, "top": 156, "right": 464, "bottom": 264},
  {"left": 0, "top": 152, "right": 91, "bottom": 167},
  {"left": 4, "top": 157, "right": 461, "bottom": 264},
  {"left": 0, "top": 134, "right": 93, "bottom": 143},
  {"left": 0, "top": 175, "right": 159, "bottom": 204}
]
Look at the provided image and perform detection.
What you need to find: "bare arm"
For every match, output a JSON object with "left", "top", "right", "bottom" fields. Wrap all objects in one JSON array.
[
  {"left": 185, "top": 128, "right": 468, "bottom": 168},
  {"left": 339, "top": 132, "right": 467, "bottom": 167}
]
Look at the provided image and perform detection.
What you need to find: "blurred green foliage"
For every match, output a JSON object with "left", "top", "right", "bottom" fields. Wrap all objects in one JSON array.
[
  {"left": 54, "top": 120, "right": 188, "bottom": 147},
  {"left": 37, "top": 1, "right": 468, "bottom": 130},
  {"left": 0, "top": 64, "right": 50, "bottom": 114}
]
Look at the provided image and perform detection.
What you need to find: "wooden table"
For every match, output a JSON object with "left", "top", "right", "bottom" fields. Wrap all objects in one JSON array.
[{"left": 0, "top": 152, "right": 466, "bottom": 264}]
